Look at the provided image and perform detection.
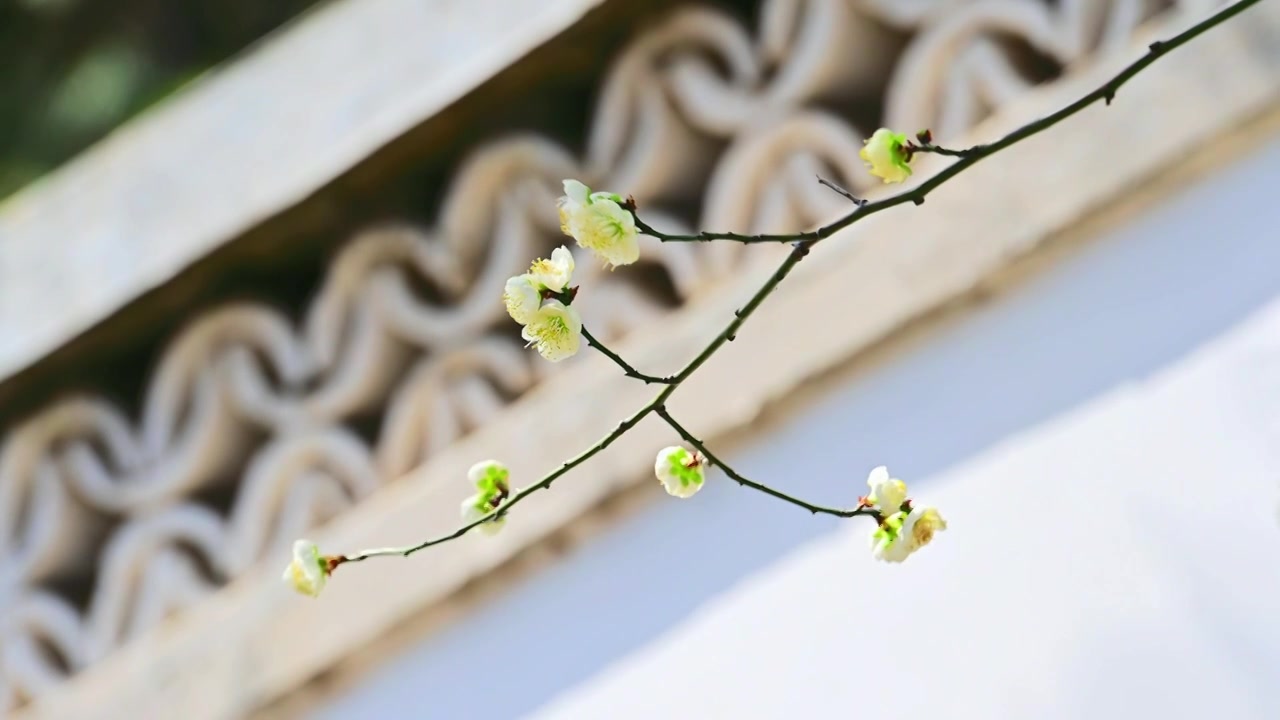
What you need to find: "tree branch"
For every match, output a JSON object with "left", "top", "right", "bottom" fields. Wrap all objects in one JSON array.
[
  {"left": 912, "top": 142, "right": 979, "bottom": 158},
  {"left": 581, "top": 326, "right": 675, "bottom": 384},
  {"left": 634, "top": 0, "right": 1264, "bottom": 245},
  {"left": 816, "top": 176, "right": 867, "bottom": 206},
  {"left": 333, "top": 0, "right": 1260, "bottom": 565},
  {"left": 654, "top": 405, "right": 877, "bottom": 519},
  {"left": 344, "top": 396, "right": 661, "bottom": 562}
]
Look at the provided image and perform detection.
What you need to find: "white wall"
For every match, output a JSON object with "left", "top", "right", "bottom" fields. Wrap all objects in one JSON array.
[{"left": 313, "top": 137, "right": 1280, "bottom": 720}]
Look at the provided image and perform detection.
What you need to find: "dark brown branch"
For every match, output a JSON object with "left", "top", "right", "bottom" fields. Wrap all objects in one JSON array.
[
  {"left": 581, "top": 326, "right": 675, "bottom": 384},
  {"left": 634, "top": 0, "right": 1264, "bottom": 245},
  {"left": 816, "top": 176, "right": 867, "bottom": 206},
  {"left": 655, "top": 405, "right": 878, "bottom": 520},
  {"left": 334, "top": 0, "right": 1260, "bottom": 564}
]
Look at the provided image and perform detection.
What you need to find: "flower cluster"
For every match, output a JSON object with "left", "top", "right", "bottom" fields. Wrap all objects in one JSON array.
[
  {"left": 654, "top": 446, "right": 707, "bottom": 498},
  {"left": 862, "top": 466, "right": 947, "bottom": 563},
  {"left": 557, "top": 179, "right": 640, "bottom": 268},
  {"left": 503, "top": 179, "right": 647, "bottom": 363},
  {"left": 460, "top": 460, "right": 512, "bottom": 536},
  {"left": 282, "top": 539, "right": 335, "bottom": 598},
  {"left": 504, "top": 246, "right": 583, "bottom": 362}
]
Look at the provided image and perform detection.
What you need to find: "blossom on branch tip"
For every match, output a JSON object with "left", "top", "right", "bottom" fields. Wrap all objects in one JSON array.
[
  {"left": 461, "top": 495, "right": 507, "bottom": 536},
  {"left": 870, "top": 507, "right": 947, "bottom": 564},
  {"left": 654, "top": 446, "right": 706, "bottom": 498},
  {"left": 859, "top": 128, "right": 913, "bottom": 184},
  {"left": 907, "top": 507, "right": 947, "bottom": 547},
  {"left": 521, "top": 300, "right": 582, "bottom": 361},
  {"left": 504, "top": 274, "right": 541, "bottom": 325},
  {"left": 866, "top": 465, "right": 908, "bottom": 514},
  {"left": 461, "top": 460, "right": 512, "bottom": 536},
  {"left": 557, "top": 179, "right": 640, "bottom": 268},
  {"left": 527, "top": 245, "right": 575, "bottom": 293},
  {"left": 469, "top": 459, "right": 510, "bottom": 495},
  {"left": 282, "top": 539, "right": 331, "bottom": 597}
]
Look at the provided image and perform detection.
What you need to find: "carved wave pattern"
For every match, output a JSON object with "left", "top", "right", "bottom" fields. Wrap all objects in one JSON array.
[{"left": 0, "top": 0, "right": 1219, "bottom": 708}]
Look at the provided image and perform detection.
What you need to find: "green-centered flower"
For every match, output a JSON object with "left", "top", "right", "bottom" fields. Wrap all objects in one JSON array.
[
  {"left": 521, "top": 300, "right": 582, "bottom": 362},
  {"left": 461, "top": 460, "right": 511, "bottom": 536},
  {"left": 859, "top": 128, "right": 913, "bottom": 184},
  {"left": 468, "top": 460, "right": 510, "bottom": 498},
  {"left": 654, "top": 446, "right": 706, "bottom": 498},
  {"left": 870, "top": 507, "right": 947, "bottom": 563},
  {"left": 557, "top": 179, "right": 640, "bottom": 268},
  {"left": 282, "top": 539, "right": 331, "bottom": 597},
  {"left": 460, "top": 494, "right": 508, "bottom": 536}
]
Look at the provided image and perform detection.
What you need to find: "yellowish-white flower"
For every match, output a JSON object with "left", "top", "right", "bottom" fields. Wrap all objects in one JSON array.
[
  {"left": 461, "top": 460, "right": 511, "bottom": 536},
  {"left": 521, "top": 300, "right": 582, "bottom": 362},
  {"left": 527, "top": 245, "right": 575, "bottom": 293},
  {"left": 461, "top": 494, "right": 507, "bottom": 536},
  {"left": 282, "top": 539, "right": 329, "bottom": 597},
  {"left": 859, "top": 128, "right": 913, "bottom": 184},
  {"left": 905, "top": 507, "right": 947, "bottom": 549},
  {"left": 503, "top": 274, "right": 541, "bottom": 325},
  {"left": 870, "top": 507, "right": 947, "bottom": 564},
  {"left": 654, "top": 446, "right": 706, "bottom": 498},
  {"left": 557, "top": 179, "right": 640, "bottom": 268},
  {"left": 866, "top": 465, "right": 908, "bottom": 514}
]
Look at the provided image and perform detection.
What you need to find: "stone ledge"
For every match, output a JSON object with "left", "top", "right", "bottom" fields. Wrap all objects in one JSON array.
[
  {"left": 16, "top": 4, "right": 1280, "bottom": 718},
  {"left": 0, "top": 0, "right": 605, "bottom": 383}
]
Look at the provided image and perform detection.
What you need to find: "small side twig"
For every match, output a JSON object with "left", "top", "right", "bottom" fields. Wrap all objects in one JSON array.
[
  {"left": 631, "top": 0, "right": 1263, "bottom": 245},
  {"left": 581, "top": 326, "right": 675, "bottom": 384},
  {"left": 654, "top": 405, "right": 877, "bottom": 520},
  {"left": 911, "top": 142, "right": 980, "bottom": 158},
  {"left": 816, "top": 176, "right": 867, "bottom": 206}
]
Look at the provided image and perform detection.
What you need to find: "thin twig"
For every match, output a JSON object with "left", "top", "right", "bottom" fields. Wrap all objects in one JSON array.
[
  {"left": 581, "top": 326, "right": 675, "bottom": 384},
  {"left": 634, "top": 0, "right": 1263, "bottom": 245},
  {"left": 344, "top": 396, "right": 661, "bottom": 561},
  {"left": 816, "top": 176, "right": 867, "bottom": 206},
  {"left": 334, "top": 0, "right": 1259, "bottom": 564},
  {"left": 912, "top": 143, "right": 978, "bottom": 158},
  {"left": 654, "top": 405, "right": 876, "bottom": 519},
  {"left": 342, "top": 239, "right": 812, "bottom": 561}
]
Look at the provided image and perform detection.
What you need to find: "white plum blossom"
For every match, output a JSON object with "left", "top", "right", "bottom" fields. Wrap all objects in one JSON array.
[
  {"left": 859, "top": 128, "right": 913, "bottom": 184},
  {"left": 527, "top": 245, "right": 575, "bottom": 293},
  {"left": 557, "top": 179, "right": 640, "bottom": 268},
  {"left": 865, "top": 465, "right": 908, "bottom": 514},
  {"left": 870, "top": 507, "right": 947, "bottom": 564},
  {"left": 654, "top": 446, "right": 706, "bottom": 498},
  {"left": 503, "top": 274, "right": 541, "bottom": 325},
  {"left": 282, "top": 539, "right": 330, "bottom": 597},
  {"left": 503, "top": 247, "right": 575, "bottom": 329},
  {"left": 521, "top": 300, "right": 582, "bottom": 362}
]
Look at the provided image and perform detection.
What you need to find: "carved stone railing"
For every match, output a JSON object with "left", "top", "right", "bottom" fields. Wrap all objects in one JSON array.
[{"left": 0, "top": 0, "right": 1240, "bottom": 711}]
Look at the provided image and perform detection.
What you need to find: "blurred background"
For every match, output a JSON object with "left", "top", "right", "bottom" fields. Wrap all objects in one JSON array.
[
  {"left": 0, "top": 0, "right": 319, "bottom": 199},
  {"left": 0, "top": 0, "right": 1277, "bottom": 718}
]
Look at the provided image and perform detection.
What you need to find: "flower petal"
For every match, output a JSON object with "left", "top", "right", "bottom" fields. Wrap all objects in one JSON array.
[
  {"left": 562, "top": 179, "right": 590, "bottom": 205},
  {"left": 503, "top": 275, "right": 541, "bottom": 325}
]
